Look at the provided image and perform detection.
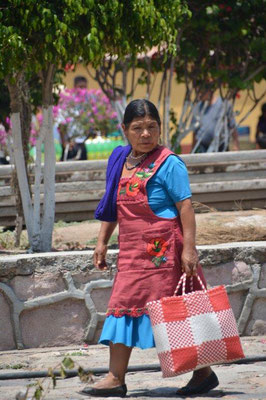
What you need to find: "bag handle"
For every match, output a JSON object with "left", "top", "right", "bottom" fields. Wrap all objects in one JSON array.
[{"left": 174, "top": 273, "right": 206, "bottom": 296}]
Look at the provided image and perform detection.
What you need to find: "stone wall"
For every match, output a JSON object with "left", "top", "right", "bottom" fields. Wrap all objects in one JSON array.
[{"left": 0, "top": 241, "right": 265, "bottom": 350}]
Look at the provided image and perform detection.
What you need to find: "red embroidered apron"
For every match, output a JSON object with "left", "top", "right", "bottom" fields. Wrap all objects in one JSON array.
[{"left": 107, "top": 146, "right": 206, "bottom": 317}]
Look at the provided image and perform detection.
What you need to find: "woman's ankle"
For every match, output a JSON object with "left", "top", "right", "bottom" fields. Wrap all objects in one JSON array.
[
  {"left": 93, "top": 374, "right": 124, "bottom": 389},
  {"left": 193, "top": 366, "right": 212, "bottom": 379},
  {"left": 107, "top": 371, "right": 125, "bottom": 385}
]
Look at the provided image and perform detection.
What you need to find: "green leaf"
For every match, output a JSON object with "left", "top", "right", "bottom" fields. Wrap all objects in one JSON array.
[
  {"left": 60, "top": 366, "right": 66, "bottom": 379},
  {"left": 33, "top": 385, "right": 43, "bottom": 400},
  {"left": 61, "top": 23, "right": 68, "bottom": 34},
  {"left": 152, "top": 256, "right": 162, "bottom": 267},
  {"left": 62, "top": 357, "right": 75, "bottom": 370},
  {"left": 48, "top": 367, "right": 57, "bottom": 388},
  {"left": 78, "top": 366, "right": 93, "bottom": 383},
  {"left": 87, "top": 0, "right": 94, "bottom": 8},
  {"left": 45, "top": 34, "right": 52, "bottom": 43},
  {"left": 52, "top": 375, "right": 57, "bottom": 388}
]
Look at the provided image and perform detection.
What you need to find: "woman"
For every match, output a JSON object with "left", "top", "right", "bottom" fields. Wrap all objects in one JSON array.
[{"left": 81, "top": 99, "right": 219, "bottom": 397}]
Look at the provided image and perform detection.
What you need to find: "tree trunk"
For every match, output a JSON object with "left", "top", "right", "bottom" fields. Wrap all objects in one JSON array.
[
  {"left": 111, "top": 98, "right": 127, "bottom": 142},
  {"left": 40, "top": 105, "right": 55, "bottom": 251},
  {"left": 15, "top": 77, "right": 32, "bottom": 246},
  {"left": 165, "top": 58, "right": 175, "bottom": 149},
  {"left": 6, "top": 77, "right": 34, "bottom": 245},
  {"left": 10, "top": 112, "right": 34, "bottom": 243},
  {"left": 38, "top": 64, "right": 56, "bottom": 252},
  {"left": 32, "top": 118, "right": 46, "bottom": 251}
]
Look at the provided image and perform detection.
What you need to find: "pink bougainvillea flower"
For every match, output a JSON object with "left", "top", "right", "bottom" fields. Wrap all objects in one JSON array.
[{"left": 64, "top": 63, "right": 75, "bottom": 71}]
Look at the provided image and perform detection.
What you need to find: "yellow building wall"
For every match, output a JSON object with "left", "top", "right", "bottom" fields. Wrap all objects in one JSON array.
[{"left": 64, "top": 64, "right": 266, "bottom": 145}]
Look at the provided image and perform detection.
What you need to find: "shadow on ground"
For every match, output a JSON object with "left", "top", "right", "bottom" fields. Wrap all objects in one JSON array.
[{"left": 128, "top": 387, "right": 245, "bottom": 398}]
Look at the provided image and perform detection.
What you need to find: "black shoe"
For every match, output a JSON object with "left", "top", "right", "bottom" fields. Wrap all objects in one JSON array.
[
  {"left": 176, "top": 371, "right": 219, "bottom": 396},
  {"left": 79, "top": 384, "right": 127, "bottom": 397}
]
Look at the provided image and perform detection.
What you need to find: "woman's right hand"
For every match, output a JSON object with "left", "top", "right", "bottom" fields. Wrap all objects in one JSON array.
[{"left": 93, "top": 242, "right": 108, "bottom": 269}]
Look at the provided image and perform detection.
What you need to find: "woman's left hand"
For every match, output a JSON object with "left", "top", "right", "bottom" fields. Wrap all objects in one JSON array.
[{"left": 181, "top": 246, "right": 199, "bottom": 277}]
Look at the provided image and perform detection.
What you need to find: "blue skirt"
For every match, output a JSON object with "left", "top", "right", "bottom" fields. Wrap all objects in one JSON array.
[{"left": 99, "top": 315, "right": 155, "bottom": 349}]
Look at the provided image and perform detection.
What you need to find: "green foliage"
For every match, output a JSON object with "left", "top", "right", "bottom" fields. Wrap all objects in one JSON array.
[
  {"left": 48, "top": 367, "right": 57, "bottom": 389},
  {"left": 0, "top": 363, "right": 26, "bottom": 369},
  {"left": 33, "top": 382, "right": 43, "bottom": 400},
  {"left": 78, "top": 366, "right": 93, "bottom": 383},
  {"left": 169, "top": 109, "right": 181, "bottom": 154},
  {"left": 0, "top": 0, "right": 190, "bottom": 80},
  {"left": 0, "top": 70, "right": 64, "bottom": 128},
  {"left": 61, "top": 357, "right": 75, "bottom": 370},
  {"left": 0, "top": 228, "right": 29, "bottom": 250},
  {"left": 0, "top": 1, "right": 88, "bottom": 77},
  {"left": 24, "top": 355, "right": 93, "bottom": 399},
  {"left": 86, "top": 233, "right": 118, "bottom": 247},
  {"left": 176, "top": 0, "right": 266, "bottom": 90},
  {"left": 64, "top": 351, "right": 86, "bottom": 356}
]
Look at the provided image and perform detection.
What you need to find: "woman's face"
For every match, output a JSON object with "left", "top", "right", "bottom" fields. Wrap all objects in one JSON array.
[{"left": 122, "top": 115, "right": 160, "bottom": 155}]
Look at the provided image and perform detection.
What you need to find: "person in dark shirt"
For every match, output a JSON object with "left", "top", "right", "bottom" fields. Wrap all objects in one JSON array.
[
  {"left": 256, "top": 103, "right": 266, "bottom": 149},
  {"left": 192, "top": 91, "right": 239, "bottom": 152}
]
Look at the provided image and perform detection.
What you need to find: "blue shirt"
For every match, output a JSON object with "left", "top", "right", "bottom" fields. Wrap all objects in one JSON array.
[
  {"left": 94, "top": 145, "right": 191, "bottom": 222},
  {"left": 147, "top": 155, "right": 191, "bottom": 218}
]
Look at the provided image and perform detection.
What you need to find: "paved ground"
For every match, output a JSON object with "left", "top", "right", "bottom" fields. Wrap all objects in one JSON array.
[{"left": 0, "top": 337, "right": 265, "bottom": 400}]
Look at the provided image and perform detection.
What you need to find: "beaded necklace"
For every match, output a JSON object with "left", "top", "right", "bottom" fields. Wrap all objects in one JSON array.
[{"left": 125, "top": 151, "right": 147, "bottom": 170}]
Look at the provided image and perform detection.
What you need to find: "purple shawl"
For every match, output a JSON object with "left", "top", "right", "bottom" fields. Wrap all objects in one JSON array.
[{"left": 94, "top": 145, "right": 131, "bottom": 221}]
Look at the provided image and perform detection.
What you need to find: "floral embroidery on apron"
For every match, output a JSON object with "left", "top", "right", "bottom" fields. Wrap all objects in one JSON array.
[{"left": 147, "top": 237, "right": 168, "bottom": 267}]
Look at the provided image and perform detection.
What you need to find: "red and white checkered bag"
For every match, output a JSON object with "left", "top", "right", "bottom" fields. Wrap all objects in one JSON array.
[{"left": 146, "top": 273, "right": 245, "bottom": 377}]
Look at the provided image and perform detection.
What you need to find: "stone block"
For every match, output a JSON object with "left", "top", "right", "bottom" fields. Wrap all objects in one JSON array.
[
  {"left": 198, "top": 247, "right": 234, "bottom": 267},
  {"left": 228, "top": 290, "right": 248, "bottom": 321},
  {"left": 9, "top": 273, "right": 66, "bottom": 301},
  {"left": 204, "top": 262, "right": 235, "bottom": 287},
  {"left": 232, "top": 261, "right": 253, "bottom": 284},
  {"left": 0, "top": 292, "right": 15, "bottom": 350},
  {"left": 91, "top": 320, "right": 104, "bottom": 344},
  {"left": 72, "top": 271, "right": 111, "bottom": 289},
  {"left": 90, "top": 288, "right": 112, "bottom": 313},
  {"left": 20, "top": 299, "right": 89, "bottom": 348},
  {"left": 251, "top": 320, "right": 266, "bottom": 336},
  {"left": 258, "top": 263, "right": 266, "bottom": 289},
  {"left": 245, "top": 298, "right": 266, "bottom": 335}
]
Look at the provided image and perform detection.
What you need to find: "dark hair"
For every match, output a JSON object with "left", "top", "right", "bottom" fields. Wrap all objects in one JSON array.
[
  {"left": 74, "top": 76, "right": 88, "bottom": 87},
  {"left": 123, "top": 99, "right": 161, "bottom": 128}
]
